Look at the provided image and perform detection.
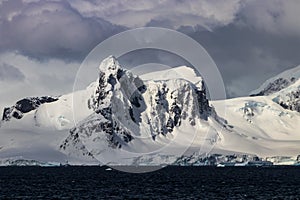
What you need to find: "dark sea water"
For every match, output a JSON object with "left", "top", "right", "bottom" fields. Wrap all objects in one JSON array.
[{"left": 0, "top": 166, "right": 300, "bottom": 199}]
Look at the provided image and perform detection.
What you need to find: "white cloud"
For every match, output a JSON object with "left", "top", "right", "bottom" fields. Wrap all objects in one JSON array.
[
  {"left": 68, "top": 0, "right": 242, "bottom": 29},
  {"left": 239, "top": 0, "right": 300, "bottom": 36},
  {"left": 0, "top": 63, "right": 25, "bottom": 82}
]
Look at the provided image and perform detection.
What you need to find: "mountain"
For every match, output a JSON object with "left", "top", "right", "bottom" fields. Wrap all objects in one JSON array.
[
  {"left": 0, "top": 56, "right": 221, "bottom": 165},
  {"left": 60, "top": 56, "right": 221, "bottom": 165},
  {"left": 1, "top": 56, "right": 300, "bottom": 166},
  {"left": 250, "top": 64, "right": 300, "bottom": 112},
  {"left": 250, "top": 65, "right": 300, "bottom": 96}
]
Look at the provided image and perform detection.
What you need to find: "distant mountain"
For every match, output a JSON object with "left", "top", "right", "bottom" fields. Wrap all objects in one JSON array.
[
  {"left": 250, "top": 64, "right": 300, "bottom": 112},
  {"left": 250, "top": 65, "right": 300, "bottom": 96},
  {"left": 1, "top": 56, "right": 300, "bottom": 166}
]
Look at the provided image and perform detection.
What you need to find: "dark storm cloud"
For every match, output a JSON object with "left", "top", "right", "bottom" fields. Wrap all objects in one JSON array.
[
  {"left": 0, "top": 0, "right": 126, "bottom": 61},
  {"left": 0, "top": 0, "right": 240, "bottom": 62},
  {"left": 238, "top": 0, "right": 300, "bottom": 37},
  {"left": 1, "top": 0, "right": 300, "bottom": 98},
  {"left": 119, "top": 49, "right": 191, "bottom": 69},
  {"left": 118, "top": 21, "right": 300, "bottom": 98},
  {"left": 180, "top": 23, "right": 300, "bottom": 97},
  {"left": 0, "top": 63, "right": 25, "bottom": 82},
  {"left": 159, "top": 0, "right": 300, "bottom": 97}
]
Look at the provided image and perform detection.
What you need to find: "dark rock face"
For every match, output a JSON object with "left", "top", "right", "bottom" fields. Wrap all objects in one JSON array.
[
  {"left": 166, "top": 102, "right": 182, "bottom": 132},
  {"left": 147, "top": 80, "right": 212, "bottom": 137},
  {"left": 195, "top": 82, "right": 211, "bottom": 120},
  {"left": 173, "top": 153, "right": 259, "bottom": 166},
  {"left": 87, "top": 71, "right": 108, "bottom": 111},
  {"left": 60, "top": 130, "right": 94, "bottom": 158},
  {"left": 153, "top": 84, "right": 170, "bottom": 135},
  {"left": 2, "top": 96, "right": 58, "bottom": 121},
  {"left": 97, "top": 106, "right": 134, "bottom": 148},
  {"left": 275, "top": 88, "right": 300, "bottom": 112},
  {"left": 60, "top": 113, "right": 133, "bottom": 152},
  {"left": 251, "top": 77, "right": 296, "bottom": 96},
  {"left": 64, "top": 58, "right": 138, "bottom": 151},
  {"left": 91, "top": 68, "right": 142, "bottom": 147}
]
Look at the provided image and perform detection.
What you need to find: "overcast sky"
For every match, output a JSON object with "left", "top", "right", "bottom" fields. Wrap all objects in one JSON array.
[{"left": 1, "top": 0, "right": 300, "bottom": 111}]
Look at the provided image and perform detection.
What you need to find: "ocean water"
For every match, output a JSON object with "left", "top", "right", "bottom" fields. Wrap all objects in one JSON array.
[{"left": 0, "top": 166, "right": 300, "bottom": 199}]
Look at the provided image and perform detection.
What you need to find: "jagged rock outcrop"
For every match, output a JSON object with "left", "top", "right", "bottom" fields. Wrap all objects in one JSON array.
[
  {"left": 2, "top": 96, "right": 58, "bottom": 121},
  {"left": 250, "top": 77, "right": 296, "bottom": 96},
  {"left": 250, "top": 65, "right": 300, "bottom": 96},
  {"left": 273, "top": 84, "right": 300, "bottom": 113}
]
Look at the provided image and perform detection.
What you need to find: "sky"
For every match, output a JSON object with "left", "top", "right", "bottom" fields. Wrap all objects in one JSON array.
[{"left": 1, "top": 0, "right": 300, "bottom": 111}]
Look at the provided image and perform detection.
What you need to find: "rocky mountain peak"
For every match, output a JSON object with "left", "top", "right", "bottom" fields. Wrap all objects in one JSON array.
[
  {"left": 98, "top": 55, "right": 120, "bottom": 74},
  {"left": 250, "top": 65, "right": 300, "bottom": 96},
  {"left": 61, "top": 56, "right": 214, "bottom": 158}
]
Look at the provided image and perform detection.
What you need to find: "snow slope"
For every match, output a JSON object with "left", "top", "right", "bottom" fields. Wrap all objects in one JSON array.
[
  {"left": 140, "top": 65, "right": 202, "bottom": 84},
  {"left": 212, "top": 96, "right": 300, "bottom": 157}
]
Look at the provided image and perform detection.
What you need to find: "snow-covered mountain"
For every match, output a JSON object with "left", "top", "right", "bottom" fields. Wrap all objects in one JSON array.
[
  {"left": 250, "top": 64, "right": 300, "bottom": 113},
  {"left": 60, "top": 56, "right": 222, "bottom": 165},
  {"left": 1, "top": 56, "right": 300, "bottom": 166},
  {"left": 0, "top": 56, "right": 220, "bottom": 165},
  {"left": 250, "top": 65, "right": 300, "bottom": 96}
]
